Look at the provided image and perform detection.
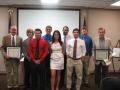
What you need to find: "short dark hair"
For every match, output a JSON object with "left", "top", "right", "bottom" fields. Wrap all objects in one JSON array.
[
  {"left": 35, "top": 28, "right": 42, "bottom": 33},
  {"left": 73, "top": 28, "right": 79, "bottom": 33},
  {"left": 63, "top": 26, "right": 69, "bottom": 30},
  {"left": 81, "top": 27, "right": 88, "bottom": 31},
  {"left": 46, "top": 25, "right": 52, "bottom": 30}
]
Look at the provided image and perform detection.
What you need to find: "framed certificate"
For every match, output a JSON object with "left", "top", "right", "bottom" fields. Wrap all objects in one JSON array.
[
  {"left": 112, "top": 48, "right": 120, "bottom": 57},
  {"left": 7, "top": 47, "right": 21, "bottom": 58},
  {"left": 94, "top": 49, "right": 109, "bottom": 60}
]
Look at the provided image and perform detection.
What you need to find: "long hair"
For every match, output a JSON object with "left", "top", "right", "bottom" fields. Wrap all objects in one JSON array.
[{"left": 52, "top": 30, "right": 62, "bottom": 46}]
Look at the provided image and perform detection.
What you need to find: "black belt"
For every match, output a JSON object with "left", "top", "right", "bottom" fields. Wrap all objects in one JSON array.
[{"left": 68, "top": 56, "right": 81, "bottom": 60}]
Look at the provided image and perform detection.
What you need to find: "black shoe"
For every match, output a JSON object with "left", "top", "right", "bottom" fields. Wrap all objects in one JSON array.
[
  {"left": 24, "top": 88, "right": 30, "bottom": 90},
  {"left": 84, "top": 83, "right": 90, "bottom": 88},
  {"left": 8, "top": 88, "right": 13, "bottom": 90},
  {"left": 66, "top": 87, "right": 72, "bottom": 90},
  {"left": 24, "top": 86, "right": 31, "bottom": 90},
  {"left": 66, "top": 89, "right": 70, "bottom": 90},
  {"left": 13, "top": 87, "right": 19, "bottom": 90}
]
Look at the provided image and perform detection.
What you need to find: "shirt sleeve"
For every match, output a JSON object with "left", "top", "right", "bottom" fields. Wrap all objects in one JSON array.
[
  {"left": 66, "top": 40, "right": 70, "bottom": 56},
  {"left": 82, "top": 40, "right": 86, "bottom": 56},
  {"left": 28, "top": 40, "right": 35, "bottom": 62},
  {"left": 1, "top": 36, "right": 7, "bottom": 57},
  {"left": 89, "top": 38, "right": 93, "bottom": 56},
  {"left": 40, "top": 41, "right": 48, "bottom": 62}
]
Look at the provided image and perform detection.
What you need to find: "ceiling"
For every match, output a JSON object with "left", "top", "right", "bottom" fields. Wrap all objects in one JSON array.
[{"left": 0, "top": 0, "right": 120, "bottom": 9}]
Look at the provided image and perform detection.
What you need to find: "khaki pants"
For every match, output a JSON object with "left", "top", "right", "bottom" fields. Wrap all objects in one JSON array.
[
  {"left": 66, "top": 57, "right": 83, "bottom": 90},
  {"left": 4, "top": 58, "right": 19, "bottom": 87},
  {"left": 82, "top": 55, "right": 90, "bottom": 84}
]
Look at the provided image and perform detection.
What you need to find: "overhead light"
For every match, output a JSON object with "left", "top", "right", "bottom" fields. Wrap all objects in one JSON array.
[
  {"left": 111, "top": 0, "right": 120, "bottom": 6},
  {"left": 41, "top": 0, "right": 59, "bottom": 4}
]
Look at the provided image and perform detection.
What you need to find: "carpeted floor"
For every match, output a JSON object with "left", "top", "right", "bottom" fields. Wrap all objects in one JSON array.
[{"left": 0, "top": 72, "right": 119, "bottom": 90}]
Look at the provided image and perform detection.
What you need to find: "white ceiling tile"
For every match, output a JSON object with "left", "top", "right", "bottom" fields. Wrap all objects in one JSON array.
[{"left": 0, "top": 0, "right": 119, "bottom": 9}]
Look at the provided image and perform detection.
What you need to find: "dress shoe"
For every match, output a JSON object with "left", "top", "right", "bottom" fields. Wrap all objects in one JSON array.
[
  {"left": 84, "top": 83, "right": 90, "bottom": 88},
  {"left": 13, "top": 87, "right": 19, "bottom": 90},
  {"left": 66, "top": 88, "right": 71, "bottom": 90},
  {"left": 8, "top": 88, "right": 13, "bottom": 90}
]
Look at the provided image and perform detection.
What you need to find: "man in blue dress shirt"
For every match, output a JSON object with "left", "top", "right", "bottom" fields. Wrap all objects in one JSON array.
[
  {"left": 42, "top": 25, "right": 52, "bottom": 88},
  {"left": 43, "top": 25, "right": 52, "bottom": 43},
  {"left": 80, "top": 27, "right": 93, "bottom": 87}
]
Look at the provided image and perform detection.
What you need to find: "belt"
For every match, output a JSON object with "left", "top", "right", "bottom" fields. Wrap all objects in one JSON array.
[{"left": 68, "top": 56, "right": 81, "bottom": 60}]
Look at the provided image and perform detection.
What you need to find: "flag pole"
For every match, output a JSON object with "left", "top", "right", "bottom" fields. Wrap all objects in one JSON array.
[{"left": 8, "top": 8, "right": 14, "bottom": 33}]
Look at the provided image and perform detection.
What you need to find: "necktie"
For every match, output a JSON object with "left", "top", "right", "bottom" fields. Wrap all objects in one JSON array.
[
  {"left": 12, "top": 36, "right": 15, "bottom": 46},
  {"left": 73, "top": 39, "right": 77, "bottom": 59},
  {"left": 35, "top": 39, "right": 40, "bottom": 59},
  {"left": 64, "top": 36, "right": 67, "bottom": 54}
]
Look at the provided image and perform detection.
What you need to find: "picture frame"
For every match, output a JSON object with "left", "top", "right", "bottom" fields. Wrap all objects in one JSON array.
[
  {"left": 94, "top": 49, "right": 109, "bottom": 60},
  {"left": 112, "top": 48, "right": 120, "bottom": 57},
  {"left": 7, "top": 47, "right": 21, "bottom": 58}
]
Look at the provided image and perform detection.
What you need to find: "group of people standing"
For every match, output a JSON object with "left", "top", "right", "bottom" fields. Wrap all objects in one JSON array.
[{"left": 1, "top": 25, "right": 112, "bottom": 90}]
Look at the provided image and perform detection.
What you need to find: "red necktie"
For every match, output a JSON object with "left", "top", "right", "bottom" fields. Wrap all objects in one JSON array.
[{"left": 73, "top": 39, "right": 77, "bottom": 59}]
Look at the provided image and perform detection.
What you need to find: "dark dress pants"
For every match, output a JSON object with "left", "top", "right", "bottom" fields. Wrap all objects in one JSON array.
[
  {"left": 30, "top": 60, "right": 46, "bottom": 90},
  {"left": 60, "top": 54, "right": 67, "bottom": 87},
  {"left": 24, "top": 57, "right": 31, "bottom": 88},
  {"left": 95, "top": 62, "right": 108, "bottom": 87},
  {"left": 45, "top": 53, "right": 51, "bottom": 87}
]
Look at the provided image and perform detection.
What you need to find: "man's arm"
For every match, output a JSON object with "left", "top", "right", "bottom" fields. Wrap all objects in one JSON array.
[
  {"left": 1, "top": 36, "right": 10, "bottom": 59},
  {"left": 62, "top": 42, "right": 64, "bottom": 54},
  {"left": 89, "top": 38, "right": 93, "bottom": 56},
  {"left": 66, "top": 40, "right": 70, "bottom": 56},
  {"left": 28, "top": 40, "right": 35, "bottom": 62},
  {"left": 82, "top": 40, "right": 86, "bottom": 56},
  {"left": 40, "top": 41, "right": 48, "bottom": 62}
]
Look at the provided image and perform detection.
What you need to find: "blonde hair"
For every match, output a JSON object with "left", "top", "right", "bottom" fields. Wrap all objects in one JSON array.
[
  {"left": 26, "top": 28, "right": 34, "bottom": 35},
  {"left": 98, "top": 27, "right": 105, "bottom": 31}
]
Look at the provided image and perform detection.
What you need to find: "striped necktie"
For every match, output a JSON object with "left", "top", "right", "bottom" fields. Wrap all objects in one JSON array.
[{"left": 12, "top": 36, "right": 15, "bottom": 46}]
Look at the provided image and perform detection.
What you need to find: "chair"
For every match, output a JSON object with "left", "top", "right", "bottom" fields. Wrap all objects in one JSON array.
[{"left": 101, "top": 77, "right": 120, "bottom": 90}]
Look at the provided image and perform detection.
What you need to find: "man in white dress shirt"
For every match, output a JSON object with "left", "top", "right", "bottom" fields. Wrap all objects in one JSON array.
[{"left": 66, "top": 28, "right": 86, "bottom": 90}]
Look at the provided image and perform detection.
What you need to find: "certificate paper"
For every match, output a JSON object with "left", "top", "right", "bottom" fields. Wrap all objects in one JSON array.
[
  {"left": 7, "top": 47, "right": 21, "bottom": 58},
  {"left": 95, "top": 49, "right": 109, "bottom": 60},
  {"left": 112, "top": 48, "right": 120, "bottom": 57}
]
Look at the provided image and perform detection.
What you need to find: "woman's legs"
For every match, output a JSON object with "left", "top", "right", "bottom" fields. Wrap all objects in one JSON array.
[
  {"left": 51, "top": 69, "right": 56, "bottom": 90},
  {"left": 56, "top": 70, "right": 61, "bottom": 90}
]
